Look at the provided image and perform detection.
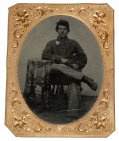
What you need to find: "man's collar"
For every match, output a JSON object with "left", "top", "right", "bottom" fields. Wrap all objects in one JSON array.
[{"left": 56, "top": 36, "right": 69, "bottom": 41}]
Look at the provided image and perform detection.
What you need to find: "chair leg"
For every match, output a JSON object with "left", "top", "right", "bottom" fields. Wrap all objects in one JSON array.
[{"left": 56, "top": 85, "right": 59, "bottom": 95}]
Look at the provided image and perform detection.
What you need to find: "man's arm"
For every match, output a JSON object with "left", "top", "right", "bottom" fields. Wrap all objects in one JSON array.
[
  {"left": 42, "top": 41, "right": 63, "bottom": 63},
  {"left": 74, "top": 41, "right": 87, "bottom": 69}
]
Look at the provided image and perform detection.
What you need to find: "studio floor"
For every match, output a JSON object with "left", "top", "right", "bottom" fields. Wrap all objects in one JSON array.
[{"left": 25, "top": 95, "right": 98, "bottom": 124}]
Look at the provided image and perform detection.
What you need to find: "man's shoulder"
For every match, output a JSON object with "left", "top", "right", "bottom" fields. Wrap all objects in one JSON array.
[
  {"left": 68, "top": 38, "right": 79, "bottom": 44},
  {"left": 46, "top": 38, "right": 79, "bottom": 45},
  {"left": 46, "top": 39, "right": 57, "bottom": 45},
  {"left": 68, "top": 38, "right": 77, "bottom": 42}
]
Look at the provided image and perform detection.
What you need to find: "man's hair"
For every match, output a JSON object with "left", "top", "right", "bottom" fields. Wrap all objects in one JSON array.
[{"left": 55, "top": 19, "right": 70, "bottom": 32}]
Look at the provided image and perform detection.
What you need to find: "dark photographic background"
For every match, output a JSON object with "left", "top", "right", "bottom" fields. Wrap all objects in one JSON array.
[{"left": 18, "top": 15, "right": 104, "bottom": 97}]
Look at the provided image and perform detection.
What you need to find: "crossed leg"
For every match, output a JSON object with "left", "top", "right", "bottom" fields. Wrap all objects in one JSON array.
[
  {"left": 50, "top": 63, "right": 84, "bottom": 80},
  {"left": 50, "top": 63, "right": 82, "bottom": 116}
]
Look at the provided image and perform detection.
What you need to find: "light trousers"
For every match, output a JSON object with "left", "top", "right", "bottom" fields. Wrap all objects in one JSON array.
[
  {"left": 50, "top": 63, "right": 83, "bottom": 80},
  {"left": 50, "top": 63, "right": 83, "bottom": 116}
]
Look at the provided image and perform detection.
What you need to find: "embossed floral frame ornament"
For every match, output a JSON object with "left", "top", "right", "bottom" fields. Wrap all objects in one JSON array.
[{"left": 5, "top": 3, "right": 115, "bottom": 137}]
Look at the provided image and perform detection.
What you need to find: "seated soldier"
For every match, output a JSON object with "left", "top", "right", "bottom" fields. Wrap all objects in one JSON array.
[{"left": 42, "top": 19, "right": 98, "bottom": 114}]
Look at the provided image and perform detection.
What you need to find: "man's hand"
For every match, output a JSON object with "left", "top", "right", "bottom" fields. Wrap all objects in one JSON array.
[
  {"left": 61, "top": 58, "right": 69, "bottom": 63},
  {"left": 71, "top": 64, "right": 79, "bottom": 70}
]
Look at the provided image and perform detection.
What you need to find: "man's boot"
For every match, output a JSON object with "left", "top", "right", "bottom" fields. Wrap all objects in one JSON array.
[{"left": 81, "top": 76, "right": 98, "bottom": 91}]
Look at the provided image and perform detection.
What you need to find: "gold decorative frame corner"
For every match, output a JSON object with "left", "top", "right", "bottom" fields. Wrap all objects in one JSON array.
[{"left": 5, "top": 3, "right": 115, "bottom": 137}]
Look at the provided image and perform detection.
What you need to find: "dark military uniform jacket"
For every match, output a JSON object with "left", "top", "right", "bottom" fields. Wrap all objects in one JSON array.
[{"left": 42, "top": 36, "right": 87, "bottom": 70}]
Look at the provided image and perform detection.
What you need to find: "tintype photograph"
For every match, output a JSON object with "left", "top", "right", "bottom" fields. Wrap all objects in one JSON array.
[
  {"left": 5, "top": 3, "right": 114, "bottom": 137},
  {"left": 18, "top": 15, "right": 103, "bottom": 124}
]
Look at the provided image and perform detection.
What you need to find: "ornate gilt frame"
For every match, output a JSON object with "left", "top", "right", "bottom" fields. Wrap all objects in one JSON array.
[{"left": 5, "top": 3, "right": 115, "bottom": 137}]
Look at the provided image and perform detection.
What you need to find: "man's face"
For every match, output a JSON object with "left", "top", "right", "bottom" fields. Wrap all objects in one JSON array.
[{"left": 57, "top": 25, "right": 68, "bottom": 38}]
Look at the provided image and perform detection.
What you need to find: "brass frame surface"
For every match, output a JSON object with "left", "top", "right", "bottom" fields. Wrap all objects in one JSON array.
[{"left": 5, "top": 3, "right": 115, "bottom": 137}]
